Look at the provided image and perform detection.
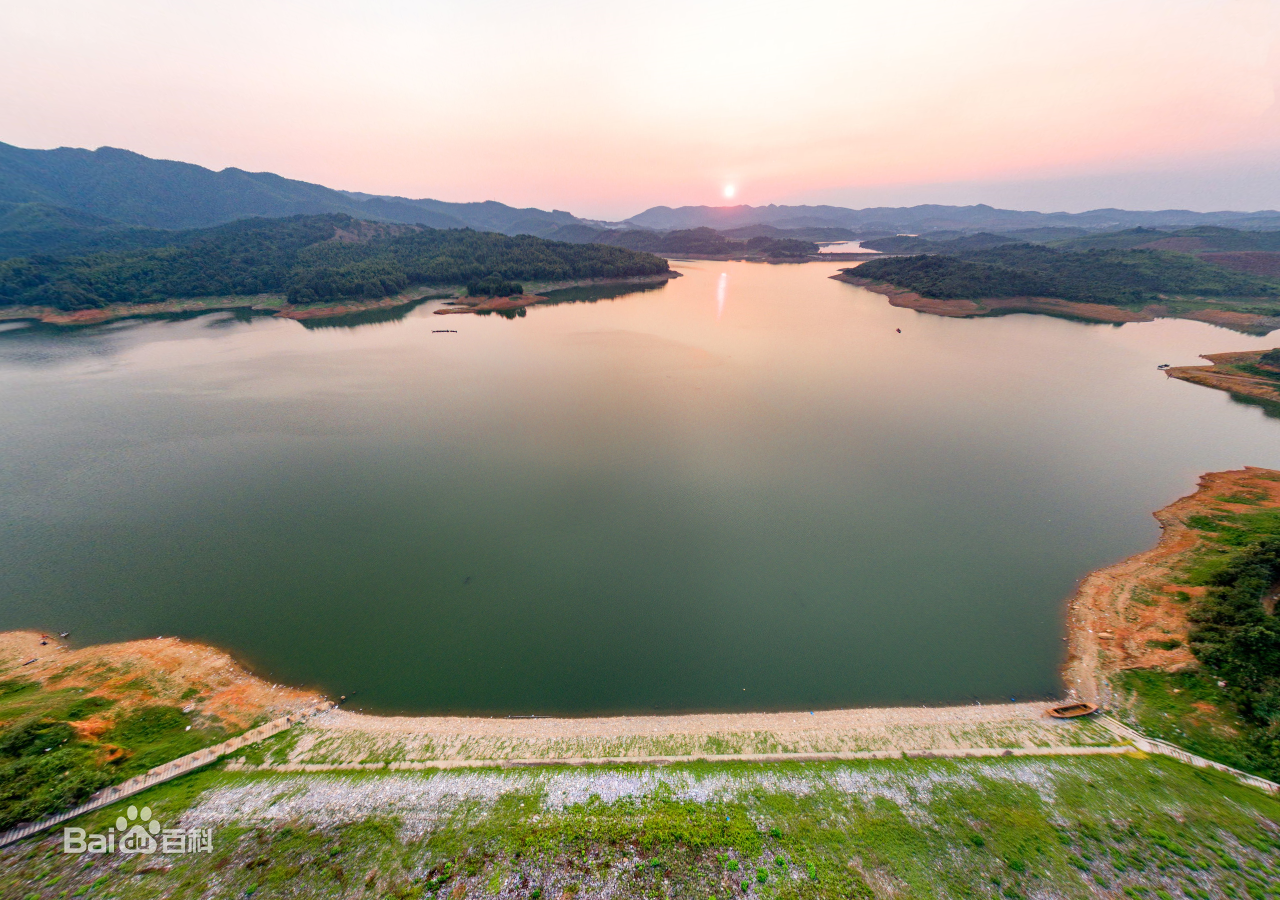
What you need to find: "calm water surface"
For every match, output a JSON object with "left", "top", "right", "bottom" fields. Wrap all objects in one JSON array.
[
  {"left": 817, "top": 241, "right": 880, "bottom": 253},
  {"left": 3, "top": 261, "right": 1279, "bottom": 714}
]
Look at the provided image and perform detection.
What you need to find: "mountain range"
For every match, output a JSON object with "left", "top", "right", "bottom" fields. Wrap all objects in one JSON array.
[
  {"left": 4, "top": 141, "right": 1280, "bottom": 257},
  {"left": 0, "top": 142, "right": 578, "bottom": 236},
  {"left": 625, "top": 203, "right": 1280, "bottom": 234}
]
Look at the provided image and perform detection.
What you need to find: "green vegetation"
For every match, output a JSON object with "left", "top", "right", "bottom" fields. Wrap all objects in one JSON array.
[
  {"left": 1117, "top": 499, "right": 1280, "bottom": 781},
  {"left": 1052, "top": 226, "right": 1280, "bottom": 253},
  {"left": 0, "top": 679, "right": 228, "bottom": 830},
  {"left": 860, "top": 225, "right": 1280, "bottom": 256},
  {"left": 1188, "top": 537, "right": 1280, "bottom": 737},
  {"left": 6, "top": 756, "right": 1280, "bottom": 899},
  {"left": 466, "top": 274, "right": 524, "bottom": 297},
  {"left": 0, "top": 715, "right": 109, "bottom": 832},
  {"left": 0, "top": 201, "right": 179, "bottom": 259},
  {"left": 0, "top": 142, "right": 579, "bottom": 235},
  {"left": 850, "top": 244, "right": 1280, "bottom": 306},
  {"left": 1117, "top": 670, "right": 1262, "bottom": 775},
  {"left": 859, "top": 232, "right": 1022, "bottom": 254},
  {"left": 1261, "top": 348, "right": 1280, "bottom": 368},
  {"left": 0, "top": 214, "right": 669, "bottom": 310}
]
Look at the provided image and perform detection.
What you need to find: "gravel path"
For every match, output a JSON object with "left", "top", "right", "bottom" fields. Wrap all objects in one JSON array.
[{"left": 232, "top": 702, "right": 1119, "bottom": 769}]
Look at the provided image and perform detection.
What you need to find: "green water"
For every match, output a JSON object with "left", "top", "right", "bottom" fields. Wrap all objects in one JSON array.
[{"left": 3, "top": 261, "right": 1279, "bottom": 714}]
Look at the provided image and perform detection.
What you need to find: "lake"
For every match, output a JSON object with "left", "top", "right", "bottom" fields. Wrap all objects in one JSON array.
[
  {"left": 3, "top": 260, "right": 1279, "bottom": 715},
  {"left": 817, "top": 241, "right": 881, "bottom": 253}
]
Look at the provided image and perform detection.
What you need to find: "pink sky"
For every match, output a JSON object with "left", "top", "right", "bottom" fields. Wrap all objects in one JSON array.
[{"left": 3, "top": 0, "right": 1279, "bottom": 219}]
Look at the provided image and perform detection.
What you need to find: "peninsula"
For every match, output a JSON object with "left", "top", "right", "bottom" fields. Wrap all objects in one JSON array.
[
  {"left": 835, "top": 234, "right": 1280, "bottom": 334},
  {"left": 1164, "top": 348, "right": 1280, "bottom": 406},
  {"left": 1064, "top": 466, "right": 1280, "bottom": 780},
  {"left": 0, "top": 214, "right": 673, "bottom": 326}
]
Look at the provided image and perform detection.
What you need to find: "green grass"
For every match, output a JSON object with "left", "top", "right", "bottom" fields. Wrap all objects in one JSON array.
[
  {"left": 1180, "top": 505, "right": 1280, "bottom": 585},
  {"left": 1115, "top": 670, "right": 1261, "bottom": 772},
  {"left": 0, "top": 675, "right": 233, "bottom": 830},
  {"left": 1164, "top": 502, "right": 1280, "bottom": 785},
  {"left": 4, "top": 756, "right": 1279, "bottom": 900}
]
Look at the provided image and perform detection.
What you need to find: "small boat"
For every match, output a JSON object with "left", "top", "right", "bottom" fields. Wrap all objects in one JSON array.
[{"left": 1048, "top": 702, "right": 1098, "bottom": 719}]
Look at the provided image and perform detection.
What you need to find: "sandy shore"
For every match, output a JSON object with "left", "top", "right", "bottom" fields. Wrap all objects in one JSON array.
[
  {"left": 1062, "top": 466, "right": 1280, "bottom": 705},
  {"left": 1, "top": 628, "right": 1118, "bottom": 762},
  {"left": 239, "top": 701, "right": 1116, "bottom": 769},
  {"left": 10, "top": 471, "right": 1272, "bottom": 751},
  {"left": 0, "top": 631, "right": 323, "bottom": 734}
]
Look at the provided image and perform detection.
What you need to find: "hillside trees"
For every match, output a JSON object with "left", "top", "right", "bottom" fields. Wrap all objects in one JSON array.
[
  {"left": 850, "top": 245, "right": 1280, "bottom": 306},
  {"left": 0, "top": 214, "right": 669, "bottom": 310}
]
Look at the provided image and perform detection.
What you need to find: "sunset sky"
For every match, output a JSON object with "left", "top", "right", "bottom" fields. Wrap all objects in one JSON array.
[{"left": 3, "top": 0, "right": 1279, "bottom": 219}]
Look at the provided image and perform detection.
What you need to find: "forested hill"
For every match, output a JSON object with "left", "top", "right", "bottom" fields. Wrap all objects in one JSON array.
[
  {"left": 0, "top": 214, "right": 670, "bottom": 310},
  {"left": 850, "top": 245, "right": 1280, "bottom": 306}
]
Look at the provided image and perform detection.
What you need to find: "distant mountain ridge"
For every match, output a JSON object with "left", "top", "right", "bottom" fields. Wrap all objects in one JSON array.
[
  {"left": 0, "top": 142, "right": 579, "bottom": 235},
  {"left": 624, "top": 203, "right": 1280, "bottom": 234},
  {"left": 6, "top": 141, "right": 1280, "bottom": 253}
]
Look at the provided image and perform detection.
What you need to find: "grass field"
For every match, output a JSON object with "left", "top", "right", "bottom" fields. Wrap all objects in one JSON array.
[{"left": 4, "top": 754, "right": 1279, "bottom": 900}]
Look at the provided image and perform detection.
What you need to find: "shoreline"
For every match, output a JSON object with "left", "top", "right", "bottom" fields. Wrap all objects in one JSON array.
[
  {"left": 0, "top": 272, "right": 680, "bottom": 328},
  {"left": 1062, "top": 466, "right": 1280, "bottom": 705},
  {"left": 1166, "top": 350, "right": 1280, "bottom": 406},
  {"left": 1, "top": 628, "right": 1101, "bottom": 749},
  {"left": 833, "top": 272, "right": 1280, "bottom": 334},
  {"left": 5, "top": 466, "right": 1277, "bottom": 739}
]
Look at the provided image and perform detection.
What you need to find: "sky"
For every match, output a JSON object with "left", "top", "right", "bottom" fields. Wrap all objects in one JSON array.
[{"left": 3, "top": 0, "right": 1280, "bottom": 220}]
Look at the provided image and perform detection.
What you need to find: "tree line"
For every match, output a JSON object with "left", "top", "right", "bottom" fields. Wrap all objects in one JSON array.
[
  {"left": 0, "top": 214, "right": 670, "bottom": 310},
  {"left": 1188, "top": 535, "right": 1280, "bottom": 776},
  {"left": 850, "top": 245, "right": 1280, "bottom": 307}
]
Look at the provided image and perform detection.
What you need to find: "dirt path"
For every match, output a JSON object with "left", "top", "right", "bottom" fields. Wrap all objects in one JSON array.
[{"left": 1062, "top": 467, "right": 1280, "bottom": 705}]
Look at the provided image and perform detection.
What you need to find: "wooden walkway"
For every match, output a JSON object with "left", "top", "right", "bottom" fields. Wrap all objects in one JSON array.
[{"left": 0, "top": 702, "right": 332, "bottom": 848}]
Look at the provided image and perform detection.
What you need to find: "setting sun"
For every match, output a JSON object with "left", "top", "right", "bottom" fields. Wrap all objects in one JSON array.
[{"left": 723, "top": 184, "right": 736, "bottom": 199}]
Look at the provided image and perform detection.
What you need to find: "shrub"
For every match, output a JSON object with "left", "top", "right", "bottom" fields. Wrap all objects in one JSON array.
[{"left": 466, "top": 274, "right": 523, "bottom": 297}]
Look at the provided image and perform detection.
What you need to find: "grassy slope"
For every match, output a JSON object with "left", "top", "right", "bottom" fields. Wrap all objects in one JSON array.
[
  {"left": 1114, "top": 495, "right": 1280, "bottom": 781},
  {"left": 0, "top": 677, "right": 230, "bottom": 830},
  {"left": 4, "top": 756, "right": 1279, "bottom": 900}
]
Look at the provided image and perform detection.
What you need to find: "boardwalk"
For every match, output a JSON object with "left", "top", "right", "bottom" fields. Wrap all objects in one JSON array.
[{"left": 0, "top": 702, "right": 332, "bottom": 848}]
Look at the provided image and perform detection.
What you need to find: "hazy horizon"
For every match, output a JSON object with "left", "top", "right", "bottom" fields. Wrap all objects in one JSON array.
[{"left": 4, "top": 1, "right": 1279, "bottom": 219}]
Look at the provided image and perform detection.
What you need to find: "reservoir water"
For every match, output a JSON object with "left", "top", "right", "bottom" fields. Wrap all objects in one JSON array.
[{"left": 3, "top": 261, "right": 1279, "bottom": 715}]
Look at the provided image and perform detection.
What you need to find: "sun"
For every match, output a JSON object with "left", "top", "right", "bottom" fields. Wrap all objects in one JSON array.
[{"left": 723, "top": 184, "right": 736, "bottom": 199}]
